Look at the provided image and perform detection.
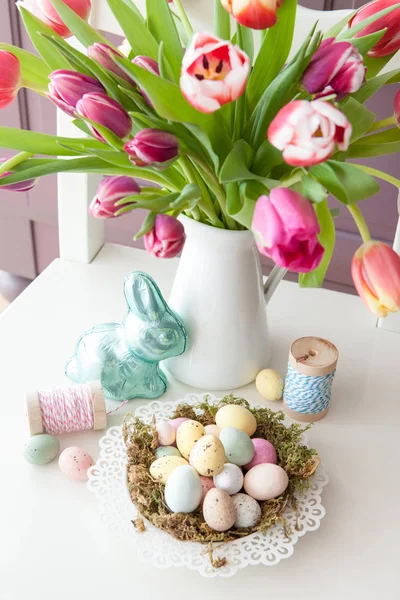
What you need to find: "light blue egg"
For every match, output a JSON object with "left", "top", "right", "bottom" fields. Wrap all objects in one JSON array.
[
  {"left": 23, "top": 434, "right": 60, "bottom": 465},
  {"left": 155, "top": 446, "right": 181, "bottom": 459},
  {"left": 219, "top": 427, "right": 254, "bottom": 466},
  {"left": 165, "top": 465, "right": 202, "bottom": 513}
]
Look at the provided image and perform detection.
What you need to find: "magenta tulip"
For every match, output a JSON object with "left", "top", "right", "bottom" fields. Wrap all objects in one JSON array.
[
  {"left": 221, "top": 0, "right": 282, "bottom": 30},
  {"left": 131, "top": 55, "right": 160, "bottom": 105},
  {"left": 302, "top": 38, "right": 366, "bottom": 99},
  {"left": 0, "top": 158, "right": 36, "bottom": 192},
  {"left": 76, "top": 92, "right": 132, "bottom": 142},
  {"left": 48, "top": 70, "right": 105, "bottom": 117},
  {"left": 180, "top": 33, "right": 250, "bottom": 114},
  {"left": 88, "top": 43, "right": 132, "bottom": 83},
  {"left": 0, "top": 51, "right": 22, "bottom": 110},
  {"left": 124, "top": 129, "right": 179, "bottom": 168},
  {"left": 252, "top": 188, "right": 324, "bottom": 273},
  {"left": 268, "top": 100, "right": 352, "bottom": 167},
  {"left": 22, "top": 0, "right": 91, "bottom": 39},
  {"left": 395, "top": 89, "right": 400, "bottom": 127},
  {"left": 89, "top": 176, "right": 140, "bottom": 219},
  {"left": 144, "top": 214, "right": 185, "bottom": 259},
  {"left": 349, "top": 0, "right": 400, "bottom": 58}
]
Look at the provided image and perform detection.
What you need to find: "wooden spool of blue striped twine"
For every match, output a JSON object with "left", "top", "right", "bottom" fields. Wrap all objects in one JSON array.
[{"left": 283, "top": 337, "right": 339, "bottom": 423}]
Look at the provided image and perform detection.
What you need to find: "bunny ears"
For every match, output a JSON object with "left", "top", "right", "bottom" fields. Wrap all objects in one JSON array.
[{"left": 124, "top": 271, "right": 182, "bottom": 324}]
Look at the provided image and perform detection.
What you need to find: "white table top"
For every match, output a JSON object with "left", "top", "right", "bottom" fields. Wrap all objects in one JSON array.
[{"left": 1, "top": 243, "right": 399, "bottom": 599}]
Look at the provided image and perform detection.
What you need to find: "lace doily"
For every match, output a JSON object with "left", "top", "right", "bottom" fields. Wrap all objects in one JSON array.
[{"left": 87, "top": 393, "right": 328, "bottom": 578}]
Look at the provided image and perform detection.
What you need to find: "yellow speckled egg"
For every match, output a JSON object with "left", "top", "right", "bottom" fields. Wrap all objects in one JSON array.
[
  {"left": 255, "top": 369, "right": 284, "bottom": 401},
  {"left": 176, "top": 419, "right": 206, "bottom": 460},
  {"left": 150, "top": 455, "right": 188, "bottom": 483},
  {"left": 215, "top": 405, "right": 257, "bottom": 436},
  {"left": 189, "top": 435, "right": 225, "bottom": 477}
]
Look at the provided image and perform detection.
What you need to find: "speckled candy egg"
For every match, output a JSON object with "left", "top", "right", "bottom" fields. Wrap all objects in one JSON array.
[
  {"left": 165, "top": 465, "right": 202, "bottom": 513},
  {"left": 231, "top": 493, "right": 262, "bottom": 528},
  {"left": 219, "top": 427, "right": 254, "bottom": 466},
  {"left": 205, "top": 424, "right": 221, "bottom": 437},
  {"left": 58, "top": 446, "right": 94, "bottom": 481},
  {"left": 189, "top": 435, "right": 225, "bottom": 477},
  {"left": 215, "top": 404, "right": 257, "bottom": 436},
  {"left": 23, "top": 434, "right": 60, "bottom": 465},
  {"left": 168, "top": 417, "right": 189, "bottom": 431},
  {"left": 203, "top": 488, "right": 236, "bottom": 532},
  {"left": 154, "top": 446, "right": 182, "bottom": 459},
  {"left": 176, "top": 420, "right": 206, "bottom": 460},
  {"left": 256, "top": 369, "right": 284, "bottom": 401},
  {"left": 150, "top": 455, "right": 188, "bottom": 483},
  {"left": 244, "top": 438, "right": 277, "bottom": 470},
  {"left": 244, "top": 463, "right": 289, "bottom": 501},
  {"left": 200, "top": 475, "right": 215, "bottom": 503},
  {"left": 156, "top": 421, "right": 176, "bottom": 446},
  {"left": 213, "top": 463, "right": 244, "bottom": 495}
]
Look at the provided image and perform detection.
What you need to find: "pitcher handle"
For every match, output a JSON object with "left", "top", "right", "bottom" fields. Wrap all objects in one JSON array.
[{"left": 264, "top": 265, "right": 287, "bottom": 306}]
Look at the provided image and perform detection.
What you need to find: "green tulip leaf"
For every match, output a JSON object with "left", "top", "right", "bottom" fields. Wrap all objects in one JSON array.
[
  {"left": 214, "top": 0, "right": 230, "bottom": 40},
  {"left": 0, "top": 127, "right": 106, "bottom": 156},
  {"left": 236, "top": 24, "right": 254, "bottom": 64},
  {"left": 302, "top": 173, "right": 326, "bottom": 203},
  {"left": 352, "top": 68, "right": 400, "bottom": 103},
  {"left": 348, "top": 29, "right": 386, "bottom": 56},
  {"left": 146, "top": 0, "right": 183, "bottom": 82},
  {"left": 252, "top": 140, "right": 284, "bottom": 177},
  {"left": 106, "top": 0, "right": 159, "bottom": 59},
  {"left": 0, "top": 43, "right": 50, "bottom": 91},
  {"left": 324, "top": 11, "right": 356, "bottom": 39},
  {"left": 363, "top": 51, "right": 397, "bottom": 79},
  {"left": 48, "top": 0, "right": 112, "bottom": 48},
  {"left": 226, "top": 182, "right": 257, "bottom": 229},
  {"left": 220, "top": 141, "right": 257, "bottom": 183},
  {"left": 310, "top": 160, "right": 380, "bottom": 205},
  {"left": 134, "top": 212, "right": 157, "bottom": 240},
  {"left": 347, "top": 141, "right": 400, "bottom": 158},
  {"left": 299, "top": 199, "right": 335, "bottom": 288},
  {"left": 341, "top": 97, "right": 375, "bottom": 143}
]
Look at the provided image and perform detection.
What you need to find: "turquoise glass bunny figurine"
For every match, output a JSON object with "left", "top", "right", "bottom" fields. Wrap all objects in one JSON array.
[{"left": 65, "top": 271, "right": 188, "bottom": 400}]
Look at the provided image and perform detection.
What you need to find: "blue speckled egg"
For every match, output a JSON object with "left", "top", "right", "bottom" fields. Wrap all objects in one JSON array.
[
  {"left": 165, "top": 465, "right": 202, "bottom": 513},
  {"left": 155, "top": 446, "right": 182, "bottom": 459},
  {"left": 219, "top": 427, "right": 254, "bottom": 466},
  {"left": 23, "top": 434, "right": 60, "bottom": 465}
]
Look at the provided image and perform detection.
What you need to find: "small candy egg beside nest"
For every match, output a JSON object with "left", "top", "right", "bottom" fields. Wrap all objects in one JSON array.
[{"left": 123, "top": 395, "right": 320, "bottom": 546}]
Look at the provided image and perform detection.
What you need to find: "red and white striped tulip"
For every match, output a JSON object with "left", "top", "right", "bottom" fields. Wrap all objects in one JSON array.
[
  {"left": 124, "top": 129, "right": 179, "bottom": 168},
  {"left": 22, "top": 0, "right": 91, "bottom": 39},
  {"left": 0, "top": 51, "right": 22, "bottom": 109},
  {"left": 252, "top": 188, "right": 324, "bottom": 273},
  {"left": 0, "top": 157, "right": 36, "bottom": 192},
  {"left": 76, "top": 92, "right": 132, "bottom": 142},
  {"left": 394, "top": 89, "right": 400, "bottom": 127},
  {"left": 180, "top": 33, "right": 250, "bottom": 114},
  {"left": 302, "top": 38, "right": 366, "bottom": 99},
  {"left": 89, "top": 176, "right": 140, "bottom": 219},
  {"left": 220, "top": 0, "right": 282, "bottom": 30},
  {"left": 88, "top": 43, "right": 132, "bottom": 83},
  {"left": 268, "top": 100, "right": 352, "bottom": 167},
  {"left": 48, "top": 70, "right": 105, "bottom": 117},
  {"left": 352, "top": 241, "right": 400, "bottom": 317},
  {"left": 349, "top": 0, "right": 400, "bottom": 57},
  {"left": 144, "top": 214, "right": 186, "bottom": 259}
]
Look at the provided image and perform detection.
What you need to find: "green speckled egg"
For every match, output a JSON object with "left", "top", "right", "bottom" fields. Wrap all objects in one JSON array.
[
  {"left": 219, "top": 427, "right": 254, "bottom": 466},
  {"left": 23, "top": 434, "right": 60, "bottom": 465},
  {"left": 155, "top": 446, "right": 182, "bottom": 459}
]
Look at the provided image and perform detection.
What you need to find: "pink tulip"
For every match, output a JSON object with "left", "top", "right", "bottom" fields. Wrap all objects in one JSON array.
[
  {"left": 144, "top": 214, "right": 185, "bottom": 259},
  {"left": 76, "top": 92, "right": 132, "bottom": 142},
  {"left": 88, "top": 43, "right": 132, "bottom": 83},
  {"left": 131, "top": 55, "right": 160, "bottom": 105},
  {"left": 48, "top": 70, "right": 105, "bottom": 117},
  {"left": 352, "top": 241, "right": 400, "bottom": 317},
  {"left": 0, "top": 157, "right": 36, "bottom": 192},
  {"left": 180, "top": 32, "right": 250, "bottom": 114},
  {"left": 220, "top": 0, "right": 282, "bottom": 30},
  {"left": 302, "top": 38, "right": 366, "bottom": 99},
  {"left": 252, "top": 188, "right": 324, "bottom": 273},
  {"left": 0, "top": 51, "right": 22, "bottom": 110},
  {"left": 89, "top": 176, "right": 140, "bottom": 218},
  {"left": 268, "top": 100, "right": 352, "bottom": 167},
  {"left": 124, "top": 129, "right": 179, "bottom": 168},
  {"left": 23, "top": 0, "right": 91, "bottom": 39},
  {"left": 394, "top": 89, "right": 400, "bottom": 127},
  {"left": 349, "top": 0, "right": 400, "bottom": 57}
]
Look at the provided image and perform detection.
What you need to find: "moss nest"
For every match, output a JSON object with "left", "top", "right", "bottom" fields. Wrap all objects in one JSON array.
[{"left": 123, "top": 394, "right": 320, "bottom": 544}]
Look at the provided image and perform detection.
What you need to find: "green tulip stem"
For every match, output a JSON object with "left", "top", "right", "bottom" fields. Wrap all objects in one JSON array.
[
  {"left": 351, "top": 163, "right": 400, "bottom": 190},
  {"left": 348, "top": 204, "right": 371, "bottom": 244},
  {"left": 369, "top": 116, "right": 396, "bottom": 132},
  {"left": 172, "top": 0, "right": 193, "bottom": 39},
  {"left": 0, "top": 151, "right": 33, "bottom": 177}
]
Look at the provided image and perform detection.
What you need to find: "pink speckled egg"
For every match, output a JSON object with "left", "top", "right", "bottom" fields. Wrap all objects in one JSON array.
[
  {"left": 168, "top": 417, "right": 189, "bottom": 431},
  {"left": 244, "top": 438, "right": 277, "bottom": 470},
  {"left": 199, "top": 475, "right": 215, "bottom": 503},
  {"left": 156, "top": 421, "right": 176, "bottom": 446},
  {"left": 58, "top": 446, "right": 94, "bottom": 481}
]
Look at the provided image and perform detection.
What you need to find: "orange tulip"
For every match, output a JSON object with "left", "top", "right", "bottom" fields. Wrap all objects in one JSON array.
[
  {"left": 351, "top": 241, "right": 400, "bottom": 317},
  {"left": 221, "top": 0, "right": 282, "bottom": 30}
]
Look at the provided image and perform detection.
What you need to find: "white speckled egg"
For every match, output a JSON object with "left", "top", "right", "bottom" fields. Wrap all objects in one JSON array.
[
  {"left": 156, "top": 421, "right": 176, "bottom": 446},
  {"left": 205, "top": 424, "right": 221, "bottom": 437},
  {"left": 200, "top": 476, "right": 215, "bottom": 503},
  {"left": 189, "top": 435, "right": 225, "bottom": 477},
  {"left": 213, "top": 463, "right": 244, "bottom": 495},
  {"left": 168, "top": 417, "right": 189, "bottom": 431},
  {"left": 231, "top": 493, "right": 262, "bottom": 528},
  {"left": 244, "top": 463, "right": 289, "bottom": 501},
  {"left": 215, "top": 404, "right": 257, "bottom": 436},
  {"left": 255, "top": 369, "right": 284, "bottom": 401},
  {"left": 58, "top": 446, "right": 94, "bottom": 481},
  {"left": 176, "top": 420, "right": 206, "bottom": 460},
  {"left": 203, "top": 488, "right": 236, "bottom": 532},
  {"left": 219, "top": 427, "right": 254, "bottom": 466},
  {"left": 150, "top": 455, "right": 188, "bottom": 483},
  {"left": 165, "top": 465, "right": 202, "bottom": 513},
  {"left": 155, "top": 446, "right": 181, "bottom": 459},
  {"left": 23, "top": 434, "right": 60, "bottom": 465}
]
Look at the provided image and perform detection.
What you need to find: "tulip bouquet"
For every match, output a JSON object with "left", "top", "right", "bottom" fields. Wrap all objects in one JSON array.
[{"left": 1, "top": 0, "right": 400, "bottom": 317}]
